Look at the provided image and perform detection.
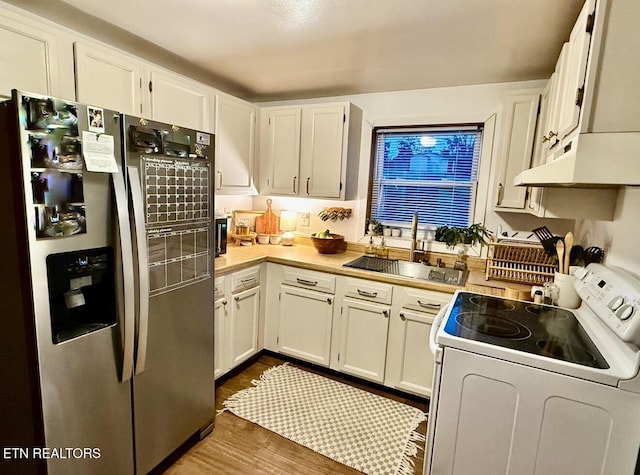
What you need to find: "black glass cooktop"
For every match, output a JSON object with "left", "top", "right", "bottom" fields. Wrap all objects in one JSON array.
[{"left": 444, "top": 292, "right": 609, "bottom": 369}]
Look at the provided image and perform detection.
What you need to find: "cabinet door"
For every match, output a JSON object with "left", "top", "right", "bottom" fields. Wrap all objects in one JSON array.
[
  {"left": 557, "top": 0, "right": 595, "bottom": 141},
  {"left": 215, "top": 94, "right": 256, "bottom": 193},
  {"left": 494, "top": 91, "right": 540, "bottom": 210},
  {"left": 278, "top": 285, "right": 333, "bottom": 366},
  {"left": 386, "top": 309, "right": 434, "bottom": 396},
  {"left": 300, "top": 104, "right": 346, "bottom": 198},
  {"left": 229, "top": 286, "right": 260, "bottom": 368},
  {"left": 337, "top": 297, "right": 390, "bottom": 383},
  {"left": 74, "top": 41, "right": 142, "bottom": 114},
  {"left": 0, "top": 14, "right": 62, "bottom": 100},
  {"left": 147, "top": 67, "right": 210, "bottom": 131},
  {"left": 213, "top": 297, "right": 228, "bottom": 379},
  {"left": 264, "top": 107, "right": 301, "bottom": 195}
]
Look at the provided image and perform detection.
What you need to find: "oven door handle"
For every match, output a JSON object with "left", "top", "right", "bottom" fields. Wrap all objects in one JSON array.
[{"left": 429, "top": 304, "right": 449, "bottom": 355}]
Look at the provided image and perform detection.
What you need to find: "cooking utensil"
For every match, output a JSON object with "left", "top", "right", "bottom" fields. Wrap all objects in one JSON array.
[
  {"left": 556, "top": 239, "right": 565, "bottom": 274},
  {"left": 532, "top": 226, "right": 558, "bottom": 257},
  {"left": 569, "top": 245, "right": 585, "bottom": 266},
  {"left": 255, "top": 199, "right": 279, "bottom": 235},
  {"left": 563, "top": 232, "right": 574, "bottom": 274},
  {"left": 584, "top": 246, "right": 605, "bottom": 265}
]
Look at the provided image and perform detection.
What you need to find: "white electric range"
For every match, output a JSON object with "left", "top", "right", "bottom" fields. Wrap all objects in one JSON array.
[{"left": 425, "top": 263, "right": 640, "bottom": 475}]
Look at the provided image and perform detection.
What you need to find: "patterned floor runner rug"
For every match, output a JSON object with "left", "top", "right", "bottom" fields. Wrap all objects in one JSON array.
[{"left": 221, "top": 363, "right": 427, "bottom": 475}]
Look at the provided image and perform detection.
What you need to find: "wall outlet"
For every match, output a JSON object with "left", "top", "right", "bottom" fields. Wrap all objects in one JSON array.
[{"left": 300, "top": 212, "right": 310, "bottom": 227}]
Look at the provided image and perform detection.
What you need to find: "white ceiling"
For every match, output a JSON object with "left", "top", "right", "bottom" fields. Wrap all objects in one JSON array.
[{"left": 13, "top": 0, "right": 585, "bottom": 101}]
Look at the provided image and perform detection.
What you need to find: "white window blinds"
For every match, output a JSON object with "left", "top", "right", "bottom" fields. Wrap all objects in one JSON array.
[{"left": 369, "top": 125, "right": 483, "bottom": 229}]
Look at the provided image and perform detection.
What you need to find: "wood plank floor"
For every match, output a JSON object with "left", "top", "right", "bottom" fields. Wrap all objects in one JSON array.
[{"left": 162, "top": 354, "right": 429, "bottom": 475}]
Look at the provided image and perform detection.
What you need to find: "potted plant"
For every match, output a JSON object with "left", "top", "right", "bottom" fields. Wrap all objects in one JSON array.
[
  {"left": 434, "top": 223, "right": 492, "bottom": 249},
  {"left": 367, "top": 219, "right": 384, "bottom": 236}
]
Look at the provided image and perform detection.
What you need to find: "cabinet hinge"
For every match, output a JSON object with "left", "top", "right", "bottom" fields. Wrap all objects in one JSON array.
[
  {"left": 278, "top": 292, "right": 281, "bottom": 301},
  {"left": 268, "top": 117, "right": 271, "bottom": 125},
  {"left": 340, "top": 306, "right": 343, "bottom": 315},
  {"left": 343, "top": 114, "right": 346, "bottom": 123},
  {"left": 339, "top": 182, "right": 343, "bottom": 191},
  {"left": 586, "top": 12, "right": 595, "bottom": 34},
  {"left": 276, "top": 336, "right": 279, "bottom": 344},
  {"left": 337, "top": 353, "right": 340, "bottom": 361},
  {"left": 575, "top": 87, "right": 585, "bottom": 107},
  {"left": 139, "top": 78, "right": 142, "bottom": 88},
  {"left": 149, "top": 81, "right": 153, "bottom": 93}
]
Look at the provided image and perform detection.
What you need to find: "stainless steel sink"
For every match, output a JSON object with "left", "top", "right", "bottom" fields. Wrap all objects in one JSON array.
[{"left": 343, "top": 256, "right": 467, "bottom": 286}]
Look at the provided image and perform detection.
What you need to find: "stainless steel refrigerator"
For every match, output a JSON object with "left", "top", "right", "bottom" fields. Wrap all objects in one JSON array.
[{"left": 0, "top": 90, "right": 214, "bottom": 475}]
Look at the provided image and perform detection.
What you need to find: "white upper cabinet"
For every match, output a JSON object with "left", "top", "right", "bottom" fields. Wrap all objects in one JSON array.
[
  {"left": 300, "top": 104, "right": 348, "bottom": 199},
  {"left": 263, "top": 107, "right": 301, "bottom": 195},
  {"left": 214, "top": 94, "right": 256, "bottom": 194},
  {"left": 261, "top": 101, "right": 361, "bottom": 200},
  {"left": 145, "top": 66, "right": 211, "bottom": 131},
  {"left": 0, "top": 12, "right": 64, "bottom": 100},
  {"left": 493, "top": 91, "right": 540, "bottom": 211},
  {"left": 74, "top": 41, "right": 143, "bottom": 114},
  {"left": 75, "top": 42, "right": 213, "bottom": 132},
  {"left": 556, "top": 0, "right": 595, "bottom": 141}
]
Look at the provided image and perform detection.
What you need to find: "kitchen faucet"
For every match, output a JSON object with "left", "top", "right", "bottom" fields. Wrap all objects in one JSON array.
[{"left": 410, "top": 212, "right": 418, "bottom": 261}]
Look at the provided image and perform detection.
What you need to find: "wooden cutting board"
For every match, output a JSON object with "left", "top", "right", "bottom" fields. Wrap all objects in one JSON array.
[{"left": 255, "top": 199, "right": 280, "bottom": 235}]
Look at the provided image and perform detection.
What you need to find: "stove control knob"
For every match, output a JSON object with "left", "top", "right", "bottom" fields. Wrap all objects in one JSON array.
[
  {"left": 615, "top": 304, "right": 634, "bottom": 321},
  {"left": 607, "top": 296, "right": 625, "bottom": 311}
]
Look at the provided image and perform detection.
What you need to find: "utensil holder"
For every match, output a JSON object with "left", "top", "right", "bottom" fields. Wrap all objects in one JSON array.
[{"left": 554, "top": 272, "right": 581, "bottom": 309}]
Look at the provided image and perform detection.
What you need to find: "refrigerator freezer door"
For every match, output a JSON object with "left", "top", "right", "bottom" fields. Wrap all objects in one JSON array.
[{"left": 11, "top": 95, "right": 136, "bottom": 475}]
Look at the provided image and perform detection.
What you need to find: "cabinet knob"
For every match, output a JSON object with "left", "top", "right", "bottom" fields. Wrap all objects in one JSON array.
[
  {"left": 327, "top": 297, "right": 332, "bottom": 304},
  {"left": 222, "top": 299, "right": 227, "bottom": 305},
  {"left": 399, "top": 312, "right": 406, "bottom": 321},
  {"left": 234, "top": 296, "right": 240, "bottom": 302},
  {"left": 383, "top": 310, "right": 389, "bottom": 318}
]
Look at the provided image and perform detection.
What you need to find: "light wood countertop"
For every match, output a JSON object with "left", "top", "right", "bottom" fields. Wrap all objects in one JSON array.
[{"left": 215, "top": 241, "right": 531, "bottom": 296}]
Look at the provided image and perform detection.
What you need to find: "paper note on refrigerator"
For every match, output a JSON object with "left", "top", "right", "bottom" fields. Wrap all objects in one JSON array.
[{"left": 82, "top": 131, "right": 119, "bottom": 173}]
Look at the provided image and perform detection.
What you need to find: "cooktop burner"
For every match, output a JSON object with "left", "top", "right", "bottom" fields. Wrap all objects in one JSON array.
[{"left": 444, "top": 292, "right": 608, "bottom": 369}]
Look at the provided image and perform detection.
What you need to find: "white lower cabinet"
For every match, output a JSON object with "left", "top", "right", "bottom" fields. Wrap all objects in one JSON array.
[
  {"left": 278, "top": 285, "right": 334, "bottom": 366},
  {"left": 214, "top": 266, "right": 261, "bottom": 379},
  {"left": 275, "top": 266, "right": 336, "bottom": 366},
  {"left": 213, "top": 275, "right": 228, "bottom": 379},
  {"left": 385, "top": 287, "right": 451, "bottom": 397},
  {"left": 333, "top": 277, "right": 393, "bottom": 384}
]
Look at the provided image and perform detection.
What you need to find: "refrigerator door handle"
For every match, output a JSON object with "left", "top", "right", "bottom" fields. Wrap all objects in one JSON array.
[
  {"left": 112, "top": 168, "right": 136, "bottom": 382},
  {"left": 128, "top": 166, "right": 150, "bottom": 375}
]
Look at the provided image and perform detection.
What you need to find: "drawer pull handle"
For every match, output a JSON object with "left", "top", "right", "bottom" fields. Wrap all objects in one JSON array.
[
  {"left": 297, "top": 278, "right": 318, "bottom": 286},
  {"left": 241, "top": 277, "right": 257, "bottom": 285},
  {"left": 357, "top": 289, "right": 378, "bottom": 298},
  {"left": 418, "top": 300, "right": 441, "bottom": 309}
]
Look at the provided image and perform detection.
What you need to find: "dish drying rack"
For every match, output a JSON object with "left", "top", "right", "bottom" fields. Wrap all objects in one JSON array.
[{"left": 485, "top": 241, "right": 558, "bottom": 285}]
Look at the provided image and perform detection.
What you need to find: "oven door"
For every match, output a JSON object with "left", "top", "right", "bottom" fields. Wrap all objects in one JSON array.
[{"left": 424, "top": 303, "right": 449, "bottom": 475}]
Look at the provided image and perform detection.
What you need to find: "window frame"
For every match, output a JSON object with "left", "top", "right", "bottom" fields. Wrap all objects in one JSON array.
[{"left": 365, "top": 122, "right": 484, "bottom": 234}]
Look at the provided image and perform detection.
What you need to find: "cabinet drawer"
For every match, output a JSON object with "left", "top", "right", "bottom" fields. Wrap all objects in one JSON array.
[
  {"left": 231, "top": 266, "right": 260, "bottom": 293},
  {"left": 214, "top": 275, "right": 226, "bottom": 301},
  {"left": 282, "top": 267, "right": 335, "bottom": 294},
  {"left": 401, "top": 287, "right": 452, "bottom": 315},
  {"left": 344, "top": 277, "right": 393, "bottom": 305}
]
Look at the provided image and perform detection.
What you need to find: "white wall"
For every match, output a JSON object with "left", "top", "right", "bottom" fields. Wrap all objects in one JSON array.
[
  {"left": 575, "top": 188, "right": 640, "bottom": 277},
  {"left": 255, "top": 81, "right": 576, "bottom": 253}
]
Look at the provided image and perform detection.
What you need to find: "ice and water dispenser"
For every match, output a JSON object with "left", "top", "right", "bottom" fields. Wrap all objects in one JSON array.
[{"left": 46, "top": 247, "right": 116, "bottom": 343}]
